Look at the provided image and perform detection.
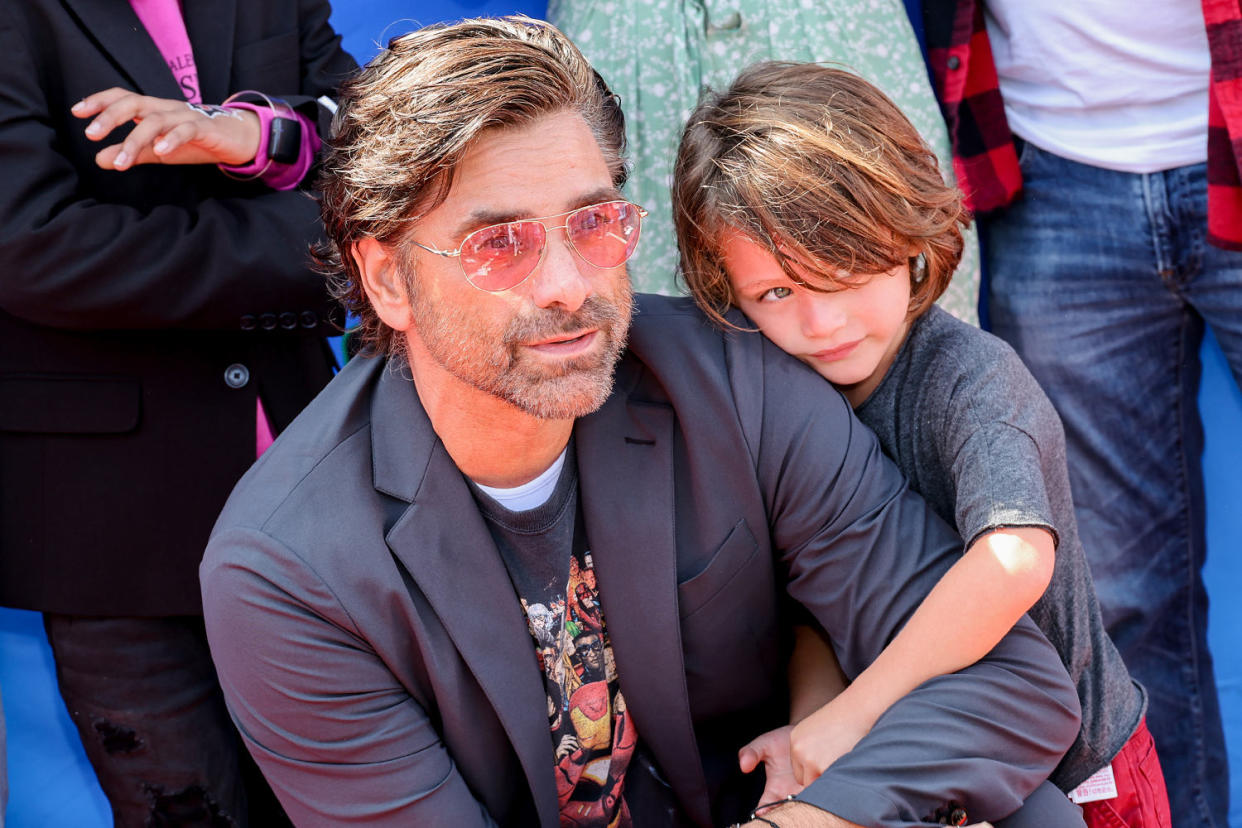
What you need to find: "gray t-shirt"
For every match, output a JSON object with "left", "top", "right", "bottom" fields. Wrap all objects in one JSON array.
[{"left": 855, "top": 306, "right": 1144, "bottom": 791}]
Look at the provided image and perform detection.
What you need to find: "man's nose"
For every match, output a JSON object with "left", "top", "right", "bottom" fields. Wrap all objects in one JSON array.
[{"left": 528, "top": 229, "right": 590, "bottom": 312}]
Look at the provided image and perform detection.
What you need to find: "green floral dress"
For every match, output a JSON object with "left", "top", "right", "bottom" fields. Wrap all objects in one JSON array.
[{"left": 549, "top": 0, "right": 980, "bottom": 323}]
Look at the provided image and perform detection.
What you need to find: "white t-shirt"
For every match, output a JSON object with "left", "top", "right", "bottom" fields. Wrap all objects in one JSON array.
[{"left": 985, "top": 0, "right": 1210, "bottom": 172}]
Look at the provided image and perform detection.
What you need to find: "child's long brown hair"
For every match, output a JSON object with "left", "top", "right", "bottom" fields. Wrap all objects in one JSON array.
[{"left": 673, "top": 61, "right": 969, "bottom": 326}]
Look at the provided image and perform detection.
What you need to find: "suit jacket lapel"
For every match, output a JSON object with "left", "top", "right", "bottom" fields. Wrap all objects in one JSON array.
[
  {"left": 182, "top": 0, "right": 235, "bottom": 104},
  {"left": 576, "top": 367, "right": 712, "bottom": 827},
  {"left": 64, "top": 0, "right": 182, "bottom": 99},
  {"left": 372, "top": 368, "right": 560, "bottom": 827}
]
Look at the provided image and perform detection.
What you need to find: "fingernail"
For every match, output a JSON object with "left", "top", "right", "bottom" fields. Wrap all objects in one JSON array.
[
  {"left": 85, "top": 122, "right": 101, "bottom": 136},
  {"left": 71, "top": 100, "right": 86, "bottom": 112},
  {"left": 114, "top": 151, "right": 129, "bottom": 168},
  {"left": 154, "top": 140, "right": 169, "bottom": 154}
]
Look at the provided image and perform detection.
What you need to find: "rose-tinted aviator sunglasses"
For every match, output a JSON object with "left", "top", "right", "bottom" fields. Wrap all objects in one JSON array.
[{"left": 409, "top": 200, "right": 647, "bottom": 292}]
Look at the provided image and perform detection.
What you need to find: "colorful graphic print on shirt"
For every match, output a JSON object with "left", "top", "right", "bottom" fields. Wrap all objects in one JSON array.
[{"left": 522, "top": 550, "right": 636, "bottom": 828}]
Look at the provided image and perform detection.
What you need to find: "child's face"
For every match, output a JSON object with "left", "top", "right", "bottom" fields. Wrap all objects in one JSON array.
[{"left": 720, "top": 231, "right": 912, "bottom": 407}]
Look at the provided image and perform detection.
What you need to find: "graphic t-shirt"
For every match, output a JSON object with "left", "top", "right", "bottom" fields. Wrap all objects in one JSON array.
[{"left": 473, "top": 447, "right": 636, "bottom": 827}]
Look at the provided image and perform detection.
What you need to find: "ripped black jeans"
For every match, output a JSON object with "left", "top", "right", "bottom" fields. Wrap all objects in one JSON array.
[{"left": 43, "top": 615, "right": 289, "bottom": 828}]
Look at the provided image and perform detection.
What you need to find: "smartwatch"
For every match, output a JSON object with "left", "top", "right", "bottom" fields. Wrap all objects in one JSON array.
[{"left": 267, "top": 116, "right": 302, "bottom": 165}]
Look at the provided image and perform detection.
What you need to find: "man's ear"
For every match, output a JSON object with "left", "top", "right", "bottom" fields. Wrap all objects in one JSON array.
[{"left": 353, "top": 237, "right": 414, "bottom": 332}]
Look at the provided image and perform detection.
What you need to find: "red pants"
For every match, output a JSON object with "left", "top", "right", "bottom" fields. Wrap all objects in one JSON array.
[{"left": 1079, "top": 719, "right": 1171, "bottom": 828}]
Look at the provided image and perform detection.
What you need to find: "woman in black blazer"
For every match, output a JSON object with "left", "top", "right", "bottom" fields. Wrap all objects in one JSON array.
[{"left": 0, "top": 0, "right": 357, "bottom": 822}]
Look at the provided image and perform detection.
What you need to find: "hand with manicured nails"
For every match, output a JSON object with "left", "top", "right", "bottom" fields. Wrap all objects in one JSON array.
[{"left": 73, "top": 87, "right": 261, "bottom": 170}]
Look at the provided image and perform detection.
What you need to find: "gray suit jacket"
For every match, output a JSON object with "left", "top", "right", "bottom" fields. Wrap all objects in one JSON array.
[{"left": 202, "top": 295, "right": 1081, "bottom": 827}]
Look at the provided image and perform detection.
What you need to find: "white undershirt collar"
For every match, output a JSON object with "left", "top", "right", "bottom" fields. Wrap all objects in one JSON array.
[{"left": 474, "top": 446, "right": 569, "bottom": 512}]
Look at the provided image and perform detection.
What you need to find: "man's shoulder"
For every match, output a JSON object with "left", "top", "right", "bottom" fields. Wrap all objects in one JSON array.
[
  {"left": 623, "top": 294, "right": 774, "bottom": 409},
  {"left": 210, "top": 355, "right": 387, "bottom": 541},
  {"left": 628, "top": 293, "right": 720, "bottom": 345},
  {"left": 624, "top": 293, "right": 774, "bottom": 389},
  {"left": 621, "top": 293, "right": 855, "bottom": 452}
]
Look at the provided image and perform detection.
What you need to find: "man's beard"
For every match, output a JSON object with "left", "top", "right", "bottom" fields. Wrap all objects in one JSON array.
[{"left": 408, "top": 277, "right": 634, "bottom": 420}]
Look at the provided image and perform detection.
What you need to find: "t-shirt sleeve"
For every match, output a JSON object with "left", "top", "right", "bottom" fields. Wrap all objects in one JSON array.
[{"left": 938, "top": 349, "right": 1062, "bottom": 549}]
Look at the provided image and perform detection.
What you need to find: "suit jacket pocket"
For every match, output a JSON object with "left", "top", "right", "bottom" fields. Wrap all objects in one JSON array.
[
  {"left": 678, "top": 519, "right": 779, "bottom": 718},
  {"left": 0, "top": 374, "right": 140, "bottom": 434},
  {"left": 677, "top": 519, "right": 759, "bottom": 619}
]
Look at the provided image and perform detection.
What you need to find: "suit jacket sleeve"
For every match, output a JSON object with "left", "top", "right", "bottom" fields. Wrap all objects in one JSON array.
[
  {"left": 0, "top": 0, "right": 356, "bottom": 332},
  {"left": 202, "top": 526, "right": 501, "bottom": 827},
  {"left": 749, "top": 338, "right": 1081, "bottom": 826}
]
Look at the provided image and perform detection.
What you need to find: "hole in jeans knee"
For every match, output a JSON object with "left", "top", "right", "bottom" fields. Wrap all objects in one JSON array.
[
  {"left": 143, "top": 783, "right": 236, "bottom": 827},
  {"left": 92, "top": 718, "right": 143, "bottom": 754}
]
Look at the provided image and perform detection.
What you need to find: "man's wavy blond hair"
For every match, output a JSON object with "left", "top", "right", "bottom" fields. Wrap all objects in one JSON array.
[
  {"left": 315, "top": 16, "right": 627, "bottom": 356},
  {"left": 672, "top": 61, "right": 969, "bottom": 327}
]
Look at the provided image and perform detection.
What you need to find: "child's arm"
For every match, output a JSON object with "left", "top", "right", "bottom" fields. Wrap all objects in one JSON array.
[
  {"left": 787, "top": 525, "right": 1054, "bottom": 785},
  {"left": 788, "top": 623, "right": 849, "bottom": 723}
]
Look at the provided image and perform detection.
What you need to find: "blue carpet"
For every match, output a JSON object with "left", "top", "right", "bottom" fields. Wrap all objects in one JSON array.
[{"left": 0, "top": 610, "right": 109, "bottom": 826}]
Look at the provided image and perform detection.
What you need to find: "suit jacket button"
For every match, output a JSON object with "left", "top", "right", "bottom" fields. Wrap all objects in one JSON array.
[
  {"left": 240, "top": 314, "right": 256, "bottom": 331},
  {"left": 947, "top": 55, "right": 961, "bottom": 70},
  {"left": 279, "top": 311, "right": 298, "bottom": 330},
  {"left": 259, "top": 312, "right": 278, "bottom": 330},
  {"left": 224, "top": 363, "right": 250, "bottom": 389},
  {"left": 299, "top": 310, "right": 318, "bottom": 328}
]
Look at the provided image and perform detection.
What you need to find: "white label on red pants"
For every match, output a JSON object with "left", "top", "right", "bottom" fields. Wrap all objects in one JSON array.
[{"left": 1068, "top": 763, "right": 1118, "bottom": 804}]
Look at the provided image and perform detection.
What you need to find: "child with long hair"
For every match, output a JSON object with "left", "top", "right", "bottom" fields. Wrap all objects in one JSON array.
[{"left": 672, "top": 62, "right": 1169, "bottom": 828}]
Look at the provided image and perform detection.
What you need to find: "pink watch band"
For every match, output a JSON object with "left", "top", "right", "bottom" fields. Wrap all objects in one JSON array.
[{"left": 218, "top": 100, "right": 320, "bottom": 191}]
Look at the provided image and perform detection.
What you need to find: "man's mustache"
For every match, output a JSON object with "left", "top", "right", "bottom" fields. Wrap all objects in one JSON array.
[{"left": 504, "top": 293, "right": 632, "bottom": 345}]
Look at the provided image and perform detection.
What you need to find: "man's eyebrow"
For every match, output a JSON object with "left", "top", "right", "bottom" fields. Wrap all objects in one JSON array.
[{"left": 449, "top": 187, "right": 625, "bottom": 239}]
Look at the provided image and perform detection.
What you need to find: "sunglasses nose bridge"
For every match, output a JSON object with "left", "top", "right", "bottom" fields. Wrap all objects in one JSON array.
[
  {"left": 523, "top": 219, "right": 593, "bottom": 312},
  {"left": 542, "top": 219, "right": 572, "bottom": 247},
  {"left": 539, "top": 219, "right": 586, "bottom": 268}
]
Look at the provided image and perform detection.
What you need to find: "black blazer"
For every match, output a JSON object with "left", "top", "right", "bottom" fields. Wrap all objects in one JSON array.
[
  {"left": 0, "top": 0, "right": 358, "bottom": 615},
  {"left": 203, "top": 295, "right": 1082, "bottom": 827}
]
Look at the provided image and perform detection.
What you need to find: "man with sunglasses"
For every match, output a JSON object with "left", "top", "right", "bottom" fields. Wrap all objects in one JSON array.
[{"left": 201, "top": 16, "right": 1081, "bottom": 828}]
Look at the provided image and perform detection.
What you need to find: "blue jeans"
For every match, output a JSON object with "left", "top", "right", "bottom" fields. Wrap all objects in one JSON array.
[
  {"left": 44, "top": 615, "right": 290, "bottom": 828},
  {"left": 984, "top": 140, "right": 1242, "bottom": 828}
]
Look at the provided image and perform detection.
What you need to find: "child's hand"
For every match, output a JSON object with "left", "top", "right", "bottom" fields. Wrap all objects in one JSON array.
[
  {"left": 788, "top": 700, "right": 870, "bottom": 785},
  {"left": 738, "top": 725, "right": 804, "bottom": 803}
]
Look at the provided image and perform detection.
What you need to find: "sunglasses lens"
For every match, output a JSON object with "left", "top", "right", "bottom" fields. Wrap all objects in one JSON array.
[
  {"left": 460, "top": 221, "right": 545, "bottom": 291},
  {"left": 566, "top": 201, "right": 643, "bottom": 268}
]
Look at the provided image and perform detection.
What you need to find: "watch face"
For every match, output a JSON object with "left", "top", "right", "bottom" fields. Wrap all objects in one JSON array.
[{"left": 269, "top": 117, "right": 302, "bottom": 165}]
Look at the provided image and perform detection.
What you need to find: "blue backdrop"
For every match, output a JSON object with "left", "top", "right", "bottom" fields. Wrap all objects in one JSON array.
[{"left": 2, "top": 3, "right": 1238, "bottom": 825}]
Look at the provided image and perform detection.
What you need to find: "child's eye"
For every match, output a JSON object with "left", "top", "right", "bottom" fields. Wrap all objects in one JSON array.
[{"left": 760, "top": 286, "right": 793, "bottom": 302}]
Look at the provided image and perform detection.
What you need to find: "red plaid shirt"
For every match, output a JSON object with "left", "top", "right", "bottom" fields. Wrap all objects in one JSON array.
[{"left": 923, "top": 0, "right": 1242, "bottom": 250}]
